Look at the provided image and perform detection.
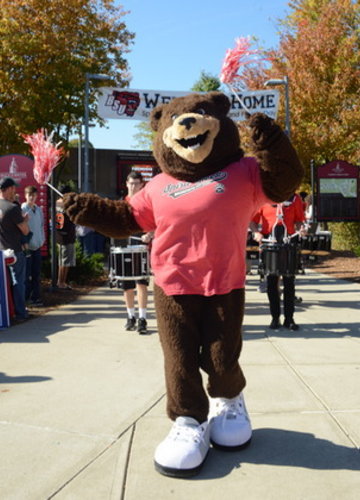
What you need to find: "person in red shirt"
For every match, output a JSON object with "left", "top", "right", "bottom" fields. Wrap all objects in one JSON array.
[{"left": 250, "top": 194, "right": 305, "bottom": 330}]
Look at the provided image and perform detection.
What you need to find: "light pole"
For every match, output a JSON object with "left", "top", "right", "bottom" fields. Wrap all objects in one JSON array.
[
  {"left": 84, "top": 73, "right": 110, "bottom": 192},
  {"left": 264, "top": 76, "right": 291, "bottom": 139}
]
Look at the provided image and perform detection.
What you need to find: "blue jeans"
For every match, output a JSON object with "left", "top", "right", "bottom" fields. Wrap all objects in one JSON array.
[
  {"left": 11, "top": 251, "right": 27, "bottom": 318},
  {"left": 25, "top": 248, "right": 42, "bottom": 301}
]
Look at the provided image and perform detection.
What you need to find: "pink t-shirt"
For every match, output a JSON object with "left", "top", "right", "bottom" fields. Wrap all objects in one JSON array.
[{"left": 130, "top": 157, "right": 269, "bottom": 296}]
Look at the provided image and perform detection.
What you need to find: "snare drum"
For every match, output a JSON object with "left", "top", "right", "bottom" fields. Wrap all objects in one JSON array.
[
  {"left": 300, "top": 231, "right": 332, "bottom": 255},
  {"left": 109, "top": 245, "right": 150, "bottom": 281},
  {"left": 261, "top": 241, "right": 299, "bottom": 276}
]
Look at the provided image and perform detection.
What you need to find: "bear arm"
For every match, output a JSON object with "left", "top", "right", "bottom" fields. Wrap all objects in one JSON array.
[
  {"left": 249, "top": 113, "right": 304, "bottom": 202},
  {"left": 63, "top": 193, "right": 143, "bottom": 239}
]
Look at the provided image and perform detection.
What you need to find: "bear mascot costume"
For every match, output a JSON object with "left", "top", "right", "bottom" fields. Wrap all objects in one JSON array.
[{"left": 63, "top": 92, "right": 303, "bottom": 478}]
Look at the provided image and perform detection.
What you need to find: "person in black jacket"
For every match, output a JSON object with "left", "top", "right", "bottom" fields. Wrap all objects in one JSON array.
[{"left": 55, "top": 186, "right": 76, "bottom": 290}]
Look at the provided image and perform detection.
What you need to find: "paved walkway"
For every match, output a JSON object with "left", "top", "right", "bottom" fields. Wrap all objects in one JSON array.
[{"left": 0, "top": 270, "right": 359, "bottom": 499}]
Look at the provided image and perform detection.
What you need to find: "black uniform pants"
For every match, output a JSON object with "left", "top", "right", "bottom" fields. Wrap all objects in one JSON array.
[{"left": 266, "top": 274, "right": 295, "bottom": 321}]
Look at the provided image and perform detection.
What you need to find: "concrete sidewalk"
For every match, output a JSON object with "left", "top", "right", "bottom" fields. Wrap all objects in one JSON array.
[{"left": 0, "top": 270, "right": 359, "bottom": 499}]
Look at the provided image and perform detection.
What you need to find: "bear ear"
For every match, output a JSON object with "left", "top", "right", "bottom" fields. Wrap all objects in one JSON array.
[
  {"left": 150, "top": 105, "right": 164, "bottom": 131},
  {"left": 207, "top": 91, "right": 231, "bottom": 116}
]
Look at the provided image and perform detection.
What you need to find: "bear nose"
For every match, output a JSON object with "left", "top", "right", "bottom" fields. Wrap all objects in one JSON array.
[{"left": 179, "top": 117, "right": 196, "bottom": 130}]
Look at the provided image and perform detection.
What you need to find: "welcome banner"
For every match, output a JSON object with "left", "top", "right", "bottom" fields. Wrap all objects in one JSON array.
[{"left": 97, "top": 88, "right": 280, "bottom": 122}]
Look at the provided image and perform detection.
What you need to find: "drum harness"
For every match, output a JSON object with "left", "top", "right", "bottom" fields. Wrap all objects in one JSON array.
[{"left": 258, "top": 203, "right": 302, "bottom": 278}]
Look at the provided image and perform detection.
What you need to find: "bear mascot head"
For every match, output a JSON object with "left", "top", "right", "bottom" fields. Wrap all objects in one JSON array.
[{"left": 149, "top": 92, "right": 244, "bottom": 182}]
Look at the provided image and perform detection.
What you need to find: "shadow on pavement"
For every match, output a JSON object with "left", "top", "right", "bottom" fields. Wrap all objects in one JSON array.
[
  {"left": 0, "top": 371, "right": 52, "bottom": 384},
  {"left": 193, "top": 428, "right": 360, "bottom": 480}
]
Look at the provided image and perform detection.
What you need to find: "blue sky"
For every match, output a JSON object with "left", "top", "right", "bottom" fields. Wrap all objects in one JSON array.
[{"left": 89, "top": 0, "right": 291, "bottom": 150}]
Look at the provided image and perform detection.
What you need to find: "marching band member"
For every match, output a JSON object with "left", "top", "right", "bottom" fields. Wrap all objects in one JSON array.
[
  {"left": 120, "top": 171, "right": 153, "bottom": 334},
  {"left": 250, "top": 194, "right": 306, "bottom": 331}
]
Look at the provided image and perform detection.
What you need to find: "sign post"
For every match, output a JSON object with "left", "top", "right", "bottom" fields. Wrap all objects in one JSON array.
[{"left": 314, "top": 160, "right": 360, "bottom": 222}]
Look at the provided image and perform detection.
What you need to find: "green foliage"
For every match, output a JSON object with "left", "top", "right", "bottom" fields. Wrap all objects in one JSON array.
[
  {"left": 0, "top": 0, "right": 134, "bottom": 155},
  {"left": 328, "top": 222, "right": 360, "bottom": 252},
  {"left": 191, "top": 71, "right": 221, "bottom": 92},
  {"left": 41, "top": 240, "right": 106, "bottom": 284},
  {"left": 58, "top": 179, "right": 78, "bottom": 193},
  {"left": 132, "top": 121, "right": 155, "bottom": 150},
  {"left": 68, "top": 241, "right": 106, "bottom": 284}
]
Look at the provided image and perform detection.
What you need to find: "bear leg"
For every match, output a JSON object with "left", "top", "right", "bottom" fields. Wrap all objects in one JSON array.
[
  {"left": 200, "top": 288, "right": 246, "bottom": 398},
  {"left": 154, "top": 285, "right": 209, "bottom": 424}
]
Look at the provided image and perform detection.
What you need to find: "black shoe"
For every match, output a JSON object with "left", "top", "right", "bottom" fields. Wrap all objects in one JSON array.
[
  {"left": 29, "top": 299, "right": 44, "bottom": 307},
  {"left": 283, "top": 319, "right": 299, "bottom": 331},
  {"left": 125, "top": 316, "right": 136, "bottom": 331},
  {"left": 137, "top": 317, "right": 148, "bottom": 334},
  {"left": 269, "top": 318, "right": 281, "bottom": 329}
]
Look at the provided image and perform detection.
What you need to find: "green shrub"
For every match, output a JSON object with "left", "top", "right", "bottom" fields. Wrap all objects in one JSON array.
[
  {"left": 41, "top": 240, "right": 106, "bottom": 284},
  {"left": 68, "top": 241, "right": 106, "bottom": 284},
  {"left": 328, "top": 222, "right": 360, "bottom": 252}
]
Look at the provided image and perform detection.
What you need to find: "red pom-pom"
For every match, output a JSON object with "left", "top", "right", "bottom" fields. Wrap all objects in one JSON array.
[
  {"left": 220, "top": 37, "right": 269, "bottom": 85},
  {"left": 23, "top": 129, "right": 64, "bottom": 184}
]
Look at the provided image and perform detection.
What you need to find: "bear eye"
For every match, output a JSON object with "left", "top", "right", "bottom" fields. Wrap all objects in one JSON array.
[
  {"left": 171, "top": 114, "right": 178, "bottom": 121},
  {"left": 195, "top": 108, "right": 206, "bottom": 115}
]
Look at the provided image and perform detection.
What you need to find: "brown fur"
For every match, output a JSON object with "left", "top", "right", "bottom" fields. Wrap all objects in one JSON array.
[
  {"left": 63, "top": 193, "right": 142, "bottom": 238},
  {"left": 154, "top": 285, "right": 246, "bottom": 423},
  {"left": 247, "top": 112, "right": 304, "bottom": 202},
  {"left": 62, "top": 92, "right": 304, "bottom": 425}
]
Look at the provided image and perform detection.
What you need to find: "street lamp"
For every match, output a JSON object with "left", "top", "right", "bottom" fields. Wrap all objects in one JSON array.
[
  {"left": 264, "top": 76, "right": 291, "bottom": 139},
  {"left": 84, "top": 73, "right": 111, "bottom": 192}
]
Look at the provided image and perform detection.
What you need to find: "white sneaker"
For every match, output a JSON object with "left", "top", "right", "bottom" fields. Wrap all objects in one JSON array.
[
  {"left": 209, "top": 392, "right": 252, "bottom": 450},
  {"left": 154, "top": 416, "right": 210, "bottom": 477}
]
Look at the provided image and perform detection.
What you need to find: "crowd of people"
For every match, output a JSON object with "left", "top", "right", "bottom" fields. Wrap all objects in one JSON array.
[
  {"left": 0, "top": 178, "right": 102, "bottom": 324},
  {"left": 0, "top": 177, "right": 31, "bottom": 322},
  {"left": 0, "top": 172, "right": 315, "bottom": 331},
  {"left": 0, "top": 174, "right": 154, "bottom": 329}
]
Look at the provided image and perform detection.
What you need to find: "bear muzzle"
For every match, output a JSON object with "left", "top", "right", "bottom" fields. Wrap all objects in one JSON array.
[{"left": 163, "top": 113, "right": 220, "bottom": 164}]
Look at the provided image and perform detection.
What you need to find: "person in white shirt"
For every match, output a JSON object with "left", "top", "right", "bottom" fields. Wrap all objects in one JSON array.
[{"left": 21, "top": 186, "right": 45, "bottom": 306}]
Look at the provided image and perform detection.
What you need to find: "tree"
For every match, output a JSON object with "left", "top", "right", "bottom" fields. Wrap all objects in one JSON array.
[
  {"left": 191, "top": 71, "right": 221, "bottom": 92},
  {"left": 272, "top": 0, "right": 360, "bottom": 174},
  {"left": 274, "top": 0, "right": 360, "bottom": 250},
  {"left": 239, "top": 1, "right": 360, "bottom": 250},
  {"left": 0, "top": 0, "right": 134, "bottom": 154},
  {"left": 133, "top": 121, "right": 155, "bottom": 151},
  {"left": 239, "top": 0, "right": 359, "bottom": 177}
]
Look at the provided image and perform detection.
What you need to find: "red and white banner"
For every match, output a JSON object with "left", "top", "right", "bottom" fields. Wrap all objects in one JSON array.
[{"left": 97, "top": 88, "right": 279, "bottom": 122}]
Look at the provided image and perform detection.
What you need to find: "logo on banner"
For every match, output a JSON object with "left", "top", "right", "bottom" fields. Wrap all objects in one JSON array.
[{"left": 105, "top": 91, "right": 141, "bottom": 117}]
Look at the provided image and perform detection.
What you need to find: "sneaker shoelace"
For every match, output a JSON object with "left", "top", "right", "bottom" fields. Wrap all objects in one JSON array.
[
  {"left": 169, "top": 420, "right": 206, "bottom": 444},
  {"left": 212, "top": 396, "right": 246, "bottom": 419}
]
